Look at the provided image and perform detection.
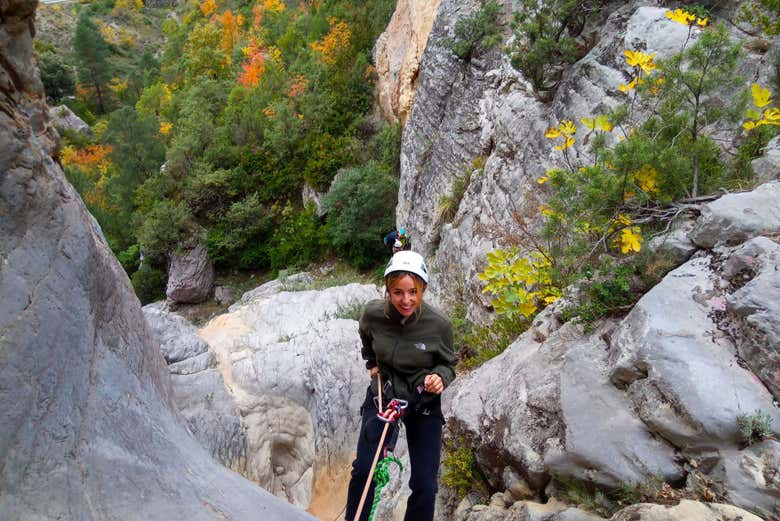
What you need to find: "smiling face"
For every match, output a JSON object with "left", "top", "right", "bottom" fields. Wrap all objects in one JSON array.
[{"left": 387, "top": 273, "right": 424, "bottom": 317}]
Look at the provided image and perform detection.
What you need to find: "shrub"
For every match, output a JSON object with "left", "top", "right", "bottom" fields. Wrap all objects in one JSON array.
[
  {"left": 321, "top": 161, "right": 398, "bottom": 269},
  {"left": 508, "top": 0, "right": 602, "bottom": 93},
  {"left": 136, "top": 200, "right": 193, "bottom": 257},
  {"left": 441, "top": 436, "right": 486, "bottom": 498},
  {"left": 442, "top": 0, "right": 502, "bottom": 62},
  {"left": 131, "top": 261, "right": 166, "bottom": 304},
  {"left": 268, "top": 202, "right": 326, "bottom": 271},
  {"left": 737, "top": 410, "right": 774, "bottom": 446},
  {"left": 38, "top": 51, "right": 76, "bottom": 103}
]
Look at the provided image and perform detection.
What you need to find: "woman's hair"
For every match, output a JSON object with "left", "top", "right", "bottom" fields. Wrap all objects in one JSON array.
[{"left": 384, "top": 271, "right": 426, "bottom": 317}]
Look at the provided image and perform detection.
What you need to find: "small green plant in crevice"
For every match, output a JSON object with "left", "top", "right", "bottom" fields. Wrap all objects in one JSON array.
[
  {"left": 737, "top": 409, "right": 775, "bottom": 446},
  {"left": 441, "top": 436, "right": 488, "bottom": 499},
  {"left": 561, "top": 262, "right": 638, "bottom": 329},
  {"left": 333, "top": 302, "right": 366, "bottom": 321},
  {"left": 451, "top": 303, "right": 529, "bottom": 371},
  {"left": 442, "top": 0, "right": 502, "bottom": 63},
  {"left": 555, "top": 477, "right": 613, "bottom": 515},
  {"left": 437, "top": 157, "right": 481, "bottom": 227}
]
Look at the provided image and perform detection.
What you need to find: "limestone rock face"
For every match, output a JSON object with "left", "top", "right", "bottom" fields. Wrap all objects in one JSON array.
[
  {"left": 689, "top": 181, "right": 780, "bottom": 248},
  {"left": 194, "top": 282, "right": 384, "bottom": 516},
  {"left": 144, "top": 301, "right": 209, "bottom": 363},
  {"left": 166, "top": 242, "right": 215, "bottom": 303},
  {"left": 610, "top": 500, "right": 763, "bottom": 521},
  {"left": 751, "top": 135, "right": 780, "bottom": 183},
  {"left": 0, "top": 2, "right": 316, "bottom": 519},
  {"left": 397, "top": 2, "right": 770, "bottom": 316},
  {"left": 374, "top": 0, "right": 441, "bottom": 124},
  {"left": 444, "top": 235, "right": 780, "bottom": 517},
  {"left": 49, "top": 104, "right": 92, "bottom": 137}
]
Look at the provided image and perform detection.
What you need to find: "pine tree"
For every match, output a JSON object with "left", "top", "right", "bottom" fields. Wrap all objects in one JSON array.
[{"left": 74, "top": 12, "right": 112, "bottom": 113}]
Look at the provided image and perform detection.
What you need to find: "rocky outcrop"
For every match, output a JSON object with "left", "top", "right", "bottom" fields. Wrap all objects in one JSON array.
[
  {"left": 50, "top": 104, "right": 92, "bottom": 137},
  {"left": 610, "top": 500, "right": 763, "bottom": 521},
  {"left": 443, "top": 227, "right": 780, "bottom": 518},
  {"left": 374, "top": 0, "right": 441, "bottom": 124},
  {"left": 751, "top": 135, "right": 780, "bottom": 183},
  {"left": 165, "top": 281, "right": 384, "bottom": 518},
  {"left": 166, "top": 242, "right": 215, "bottom": 303},
  {"left": 0, "top": 2, "right": 316, "bottom": 519},
  {"left": 689, "top": 181, "right": 780, "bottom": 248},
  {"left": 397, "top": 1, "right": 772, "bottom": 316}
]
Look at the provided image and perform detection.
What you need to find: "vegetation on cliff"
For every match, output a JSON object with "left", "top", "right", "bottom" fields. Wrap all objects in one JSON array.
[{"left": 42, "top": 0, "right": 399, "bottom": 302}]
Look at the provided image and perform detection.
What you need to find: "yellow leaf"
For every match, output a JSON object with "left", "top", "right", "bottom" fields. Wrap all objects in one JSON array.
[
  {"left": 537, "top": 176, "right": 549, "bottom": 184},
  {"left": 696, "top": 17, "right": 708, "bottom": 27},
  {"left": 752, "top": 83, "right": 772, "bottom": 108},
  {"left": 559, "top": 120, "right": 576, "bottom": 136},
  {"left": 581, "top": 117, "right": 596, "bottom": 130},
  {"left": 545, "top": 126, "right": 562, "bottom": 139},
  {"left": 743, "top": 120, "right": 757, "bottom": 130}
]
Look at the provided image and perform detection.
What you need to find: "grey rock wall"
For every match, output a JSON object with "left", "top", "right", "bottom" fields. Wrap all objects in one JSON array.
[
  {"left": 398, "top": 1, "right": 774, "bottom": 317},
  {"left": 0, "top": 2, "right": 316, "bottom": 519}
]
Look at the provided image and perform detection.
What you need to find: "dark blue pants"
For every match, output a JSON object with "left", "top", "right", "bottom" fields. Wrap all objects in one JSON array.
[{"left": 345, "top": 388, "right": 443, "bottom": 521}]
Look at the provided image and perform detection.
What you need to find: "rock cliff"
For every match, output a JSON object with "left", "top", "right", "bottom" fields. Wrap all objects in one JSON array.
[
  {"left": 397, "top": 0, "right": 776, "bottom": 317},
  {"left": 374, "top": 0, "right": 441, "bottom": 124},
  {"left": 0, "top": 2, "right": 315, "bottom": 519}
]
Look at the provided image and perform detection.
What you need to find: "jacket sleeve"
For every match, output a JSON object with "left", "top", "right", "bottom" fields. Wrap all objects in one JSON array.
[
  {"left": 358, "top": 311, "right": 377, "bottom": 369},
  {"left": 432, "top": 319, "right": 457, "bottom": 388}
]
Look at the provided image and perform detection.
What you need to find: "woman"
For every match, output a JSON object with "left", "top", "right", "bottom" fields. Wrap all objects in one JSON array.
[{"left": 345, "top": 251, "right": 457, "bottom": 521}]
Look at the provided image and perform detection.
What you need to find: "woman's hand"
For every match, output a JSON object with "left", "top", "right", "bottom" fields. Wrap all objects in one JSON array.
[
  {"left": 369, "top": 366, "right": 379, "bottom": 378},
  {"left": 424, "top": 373, "right": 444, "bottom": 394}
]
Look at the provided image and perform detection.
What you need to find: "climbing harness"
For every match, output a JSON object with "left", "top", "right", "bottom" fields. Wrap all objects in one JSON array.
[
  {"left": 367, "top": 455, "right": 403, "bottom": 521},
  {"left": 353, "top": 376, "right": 408, "bottom": 521}
]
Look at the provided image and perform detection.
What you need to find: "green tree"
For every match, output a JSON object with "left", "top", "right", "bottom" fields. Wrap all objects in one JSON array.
[
  {"left": 443, "top": 0, "right": 502, "bottom": 62},
  {"left": 321, "top": 161, "right": 398, "bottom": 268},
  {"left": 38, "top": 51, "right": 75, "bottom": 103},
  {"left": 74, "top": 11, "right": 113, "bottom": 113}
]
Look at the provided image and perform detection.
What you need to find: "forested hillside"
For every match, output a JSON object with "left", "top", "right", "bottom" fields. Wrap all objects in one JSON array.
[{"left": 40, "top": 0, "right": 400, "bottom": 303}]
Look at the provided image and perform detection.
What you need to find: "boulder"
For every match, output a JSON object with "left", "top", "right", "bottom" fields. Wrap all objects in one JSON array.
[
  {"left": 196, "top": 282, "right": 384, "bottom": 517},
  {"left": 444, "top": 308, "right": 681, "bottom": 495},
  {"left": 646, "top": 219, "right": 698, "bottom": 266},
  {"left": 750, "top": 134, "right": 780, "bottom": 184},
  {"left": 609, "top": 499, "right": 763, "bottom": 521},
  {"left": 689, "top": 181, "right": 780, "bottom": 248},
  {"left": 214, "top": 285, "right": 237, "bottom": 305},
  {"left": 719, "top": 440, "right": 780, "bottom": 517},
  {"left": 166, "top": 242, "right": 215, "bottom": 303},
  {"left": 608, "top": 253, "right": 780, "bottom": 450},
  {"left": 49, "top": 104, "right": 92, "bottom": 137},
  {"left": 143, "top": 301, "right": 209, "bottom": 363},
  {"left": 0, "top": 2, "right": 316, "bottom": 518}
]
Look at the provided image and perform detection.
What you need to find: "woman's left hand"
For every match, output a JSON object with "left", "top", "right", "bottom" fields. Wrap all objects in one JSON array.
[{"left": 424, "top": 373, "right": 444, "bottom": 394}]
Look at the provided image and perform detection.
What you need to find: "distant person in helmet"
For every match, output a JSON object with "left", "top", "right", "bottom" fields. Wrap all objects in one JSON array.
[
  {"left": 383, "top": 227, "right": 411, "bottom": 252},
  {"left": 345, "top": 251, "right": 456, "bottom": 521}
]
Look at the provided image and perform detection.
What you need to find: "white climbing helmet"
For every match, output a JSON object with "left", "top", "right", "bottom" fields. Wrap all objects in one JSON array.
[{"left": 384, "top": 250, "right": 429, "bottom": 284}]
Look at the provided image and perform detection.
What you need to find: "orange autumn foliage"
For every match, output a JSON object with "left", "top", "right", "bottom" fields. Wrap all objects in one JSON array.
[
  {"left": 217, "top": 10, "right": 244, "bottom": 54},
  {"left": 310, "top": 17, "right": 351, "bottom": 65},
  {"left": 61, "top": 144, "right": 114, "bottom": 210},
  {"left": 61, "top": 144, "right": 113, "bottom": 174},
  {"left": 238, "top": 40, "right": 266, "bottom": 87},
  {"left": 200, "top": 0, "right": 216, "bottom": 17},
  {"left": 288, "top": 74, "right": 307, "bottom": 97}
]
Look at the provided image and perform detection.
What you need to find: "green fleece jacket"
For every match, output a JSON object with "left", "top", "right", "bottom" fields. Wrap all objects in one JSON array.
[{"left": 359, "top": 299, "right": 457, "bottom": 404}]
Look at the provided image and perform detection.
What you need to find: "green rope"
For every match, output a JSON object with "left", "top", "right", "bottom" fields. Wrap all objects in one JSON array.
[{"left": 367, "top": 455, "right": 403, "bottom": 521}]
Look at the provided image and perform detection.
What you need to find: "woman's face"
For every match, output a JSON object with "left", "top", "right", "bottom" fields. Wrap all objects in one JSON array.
[{"left": 388, "top": 274, "right": 421, "bottom": 317}]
